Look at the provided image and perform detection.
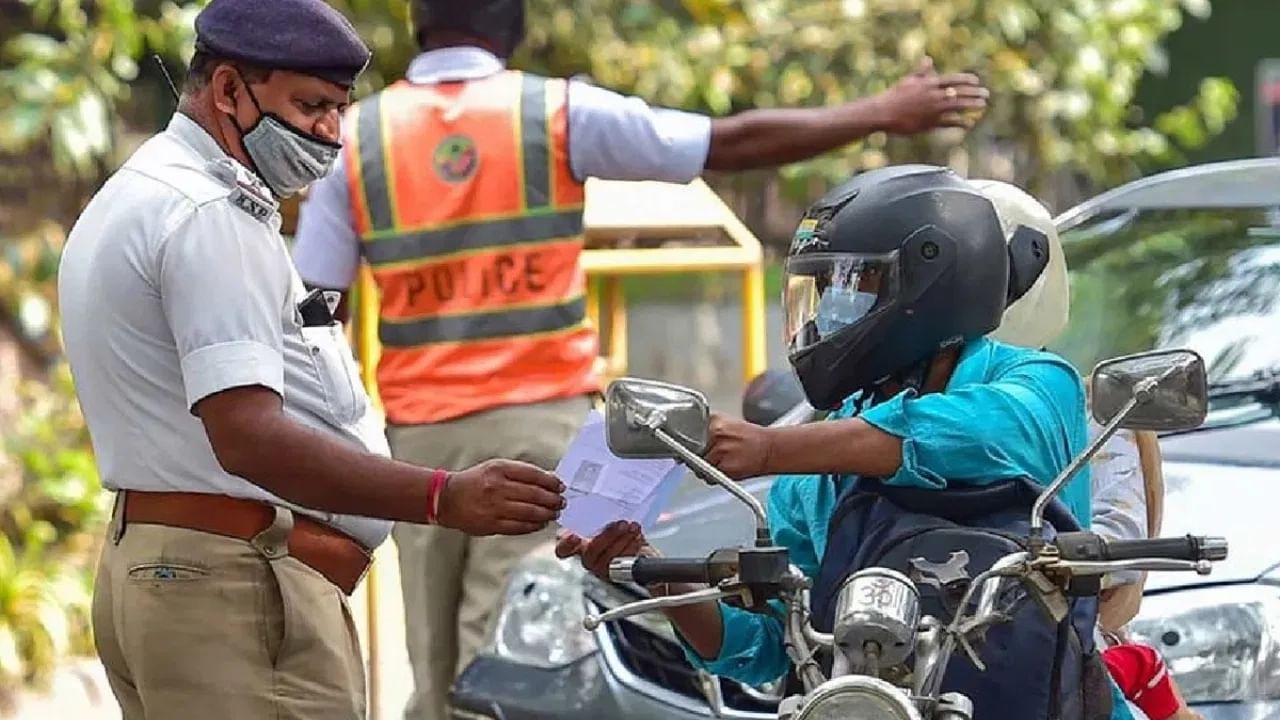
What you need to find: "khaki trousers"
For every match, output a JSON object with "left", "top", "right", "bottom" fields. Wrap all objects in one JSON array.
[
  {"left": 92, "top": 496, "right": 365, "bottom": 720},
  {"left": 388, "top": 395, "right": 590, "bottom": 720}
]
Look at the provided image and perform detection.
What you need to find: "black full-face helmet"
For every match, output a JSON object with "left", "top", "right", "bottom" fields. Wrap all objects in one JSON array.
[
  {"left": 783, "top": 164, "right": 1010, "bottom": 410},
  {"left": 411, "top": 0, "right": 526, "bottom": 58}
]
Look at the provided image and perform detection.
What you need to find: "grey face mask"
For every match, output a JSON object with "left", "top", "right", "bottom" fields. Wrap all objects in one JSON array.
[{"left": 232, "top": 76, "right": 341, "bottom": 198}]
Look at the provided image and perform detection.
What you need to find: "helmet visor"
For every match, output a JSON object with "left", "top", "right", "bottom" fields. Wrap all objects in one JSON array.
[{"left": 784, "top": 252, "right": 901, "bottom": 353}]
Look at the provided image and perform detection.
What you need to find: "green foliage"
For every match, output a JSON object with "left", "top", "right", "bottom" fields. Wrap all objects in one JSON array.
[
  {"left": 514, "top": 0, "right": 1239, "bottom": 202},
  {"left": 0, "top": 365, "right": 106, "bottom": 694},
  {"left": 328, "top": 0, "right": 415, "bottom": 95},
  {"left": 0, "top": 0, "right": 152, "bottom": 690},
  {"left": 312, "top": 0, "right": 1243, "bottom": 211},
  {"left": 0, "top": 213, "right": 101, "bottom": 699},
  {"left": 0, "top": 0, "right": 1242, "bottom": 203},
  {"left": 0, "top": 0, "right": 198, "bottom": 178},
  {"left": 0, "top": 222, "right": 64, "bottom": 363}
]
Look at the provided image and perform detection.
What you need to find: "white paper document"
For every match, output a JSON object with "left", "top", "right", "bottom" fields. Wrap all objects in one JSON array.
[{"left": 555, "top": 410, "right": 685, "bottom": 537}]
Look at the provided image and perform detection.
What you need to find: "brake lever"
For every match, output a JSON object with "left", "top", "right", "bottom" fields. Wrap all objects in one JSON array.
[
  {"left": 1046, "top": 558, "right": 1213, "bottom": 576},
  {"left": 583, "top": 585, "right": 744, "bottom": 631},
  {"left": 1014, "top": 557, "right": 1212, "bottom": 627}
]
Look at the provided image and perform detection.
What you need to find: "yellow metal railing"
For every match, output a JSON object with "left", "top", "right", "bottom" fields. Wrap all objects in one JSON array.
[
  {"left": 349, "top": 177, "right": 768, "bottom": 718},
  {"left": 351, "top": 265, "right": 383, "bottom": 720},
  {"left": 578, "top": 177, "right": 768, "bottom": 385}
]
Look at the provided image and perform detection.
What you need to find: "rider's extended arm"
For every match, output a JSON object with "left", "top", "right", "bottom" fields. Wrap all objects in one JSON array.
[
  {"left": 674, "top": 600, "right": 792, "bottom": 687},
  {"left": 760, "top": 353, "right": 1091, "bottom": 522}
]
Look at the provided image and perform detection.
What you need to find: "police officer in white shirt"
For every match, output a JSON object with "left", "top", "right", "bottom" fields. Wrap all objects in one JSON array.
[{"left": 56, "top": 1, "right": 565, "bottom": 718}]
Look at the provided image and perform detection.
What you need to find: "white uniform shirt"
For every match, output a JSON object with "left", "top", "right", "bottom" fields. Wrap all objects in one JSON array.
[
  {"left": 292, "top": 46, "right": 714, "bottom": 289},
  {"left": 1090, "top": 421, "right": 1148, "bottom": 587},
  {"left": 58, "top": 113, "right": 393, "bottom": 549}
]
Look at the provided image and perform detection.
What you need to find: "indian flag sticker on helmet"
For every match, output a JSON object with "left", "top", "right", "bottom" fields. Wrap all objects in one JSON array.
[{"left": 791, "top": 216, "right": 826, "bottom": 253}]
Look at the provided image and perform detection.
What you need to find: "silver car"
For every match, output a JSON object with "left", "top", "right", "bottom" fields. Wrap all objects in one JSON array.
[{"left": 450, "top": 158, "right": 1280, "bottom": 720}]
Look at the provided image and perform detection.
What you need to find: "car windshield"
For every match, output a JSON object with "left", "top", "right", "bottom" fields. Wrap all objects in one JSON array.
[{"left": 1050, "top": 206, "right": 1280, "bottom": 388}]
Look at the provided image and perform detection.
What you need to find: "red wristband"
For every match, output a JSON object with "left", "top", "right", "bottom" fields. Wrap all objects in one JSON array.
[{"left": 426, "top": 469, "right": 449, "bottom": 524}]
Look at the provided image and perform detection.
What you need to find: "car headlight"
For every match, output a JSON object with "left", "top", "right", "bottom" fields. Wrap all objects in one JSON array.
[
  {"left": 1127, "top": 584, "right": 1280, "bottom": 704},
  {"left": 791, "top": 676, "right": 921, "bottom": 720},
  {"left": 481, "top": 550, "right": 598, "bottom": 669}
]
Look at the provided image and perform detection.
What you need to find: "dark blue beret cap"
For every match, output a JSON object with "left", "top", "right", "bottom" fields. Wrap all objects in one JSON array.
[{"left": 194, "top": 0, "right": 371, "bottom": 88}]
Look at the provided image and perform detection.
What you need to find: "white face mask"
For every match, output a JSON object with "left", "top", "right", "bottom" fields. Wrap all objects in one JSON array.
[
  {"left": 231, "top": 74, "right": 341, "bottom": 198},
  {"left": 815, "top": 287, "right": 877, "bottom": 338}
]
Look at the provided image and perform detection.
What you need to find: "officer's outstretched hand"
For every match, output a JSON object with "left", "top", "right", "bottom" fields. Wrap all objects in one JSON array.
[
  {"left": 555, "top": 521, "right": 651, "bottom": 581},
  {"left": 874, "top": 56, "right": 989, "bottom": 135},
  {"left": 436, "top": 459, "right": 566, "bottom": 536}
]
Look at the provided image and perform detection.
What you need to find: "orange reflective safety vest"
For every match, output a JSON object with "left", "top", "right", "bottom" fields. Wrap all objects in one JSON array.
[{"left": 343, "top": 70, "right": 597, "bottom": 425}]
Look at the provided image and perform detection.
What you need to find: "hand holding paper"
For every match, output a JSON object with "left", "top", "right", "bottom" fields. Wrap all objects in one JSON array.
[
  {"left": 554, "top": 410, "right": 685, "bottom": 537},
  {"left": 554, "top": 520, "right": 650, "bottom": 580}
]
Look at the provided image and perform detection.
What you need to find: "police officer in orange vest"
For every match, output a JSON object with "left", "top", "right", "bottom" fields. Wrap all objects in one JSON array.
[{"left": 291, "top": 3, "right": 988, "bottom": 718}]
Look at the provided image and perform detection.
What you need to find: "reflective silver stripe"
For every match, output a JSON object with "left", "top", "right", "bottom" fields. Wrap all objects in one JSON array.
[
  {"left": 520, "top": 73, "right": 550, "bottom": 210},
  {"left": 362, "top": 210, "right": 583, "bottom": 266},
  {"left": 380, "top": 296, "right": 587, "bottom": 347},
  {"left": 356, "top": 93, "right": 394, "bottom": 233}
]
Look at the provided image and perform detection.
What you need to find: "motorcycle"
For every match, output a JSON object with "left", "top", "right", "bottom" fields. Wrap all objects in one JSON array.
[{"left": 579, "top": 348, "right": 1228, "bottom": 720}]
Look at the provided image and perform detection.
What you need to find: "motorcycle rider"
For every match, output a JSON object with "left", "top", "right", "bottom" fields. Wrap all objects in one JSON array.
[{"left": 559, "top": 164, "right": 1115, "bottom": 716}]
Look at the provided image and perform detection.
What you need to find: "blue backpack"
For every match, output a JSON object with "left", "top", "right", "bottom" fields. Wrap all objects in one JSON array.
[{"left": 809, "top": 477, "right": 1115, "bottom": 720}]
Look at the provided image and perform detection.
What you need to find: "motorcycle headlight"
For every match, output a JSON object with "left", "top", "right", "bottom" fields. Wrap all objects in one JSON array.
[
  {"left": 480, "top": 550, "right": 598, "bottom": 669},
  {"left": 793, "top": 676, "right": 922, "bottom": 720},
  {"left": 1127, "top": 584, "right": 1280, "bottom": 704}
]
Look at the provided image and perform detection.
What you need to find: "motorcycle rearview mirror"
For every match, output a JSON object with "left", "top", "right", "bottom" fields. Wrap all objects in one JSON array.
[
  {"left": 604, "top": 377, "right": 772, "bottom": 545},
  {"left": 1091, "top": 349, "right": 1208, "bottom": 432},
  {"left": 1027, "top": 348, "right": 1208, "bottom": 552},
  {"left": 605, "top": 377, "right": 711, "bottom": 458}
]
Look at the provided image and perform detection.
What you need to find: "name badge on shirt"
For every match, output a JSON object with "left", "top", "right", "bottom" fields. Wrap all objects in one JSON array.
[
  {"left": 207, "top": 158, "right": 277, "bottom": 224},
  {"left": 230, "top": 183, "right": 275, "bottom": 223}
]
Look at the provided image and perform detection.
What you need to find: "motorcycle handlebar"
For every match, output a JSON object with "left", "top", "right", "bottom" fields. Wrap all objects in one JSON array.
[
  {"left": 609, "top": 554, "right": 739, "bottom": 586},
  {"left": 1100, "top": 534, "right": 1228, "bottom": 563}
]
